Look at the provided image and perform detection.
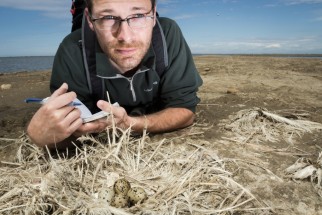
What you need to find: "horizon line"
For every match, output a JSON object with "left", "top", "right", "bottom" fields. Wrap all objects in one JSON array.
[{"left": 1, "top": 53, "right": 322, "bottom": 58}]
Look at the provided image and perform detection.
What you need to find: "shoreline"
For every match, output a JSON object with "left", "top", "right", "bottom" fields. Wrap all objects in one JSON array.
[
  {"left": 2, "top": 53, "right": 322, "bottom": 58},
  {"left": 0, "top": 69, "right": 52, "bottom": 75},
  {"left": 1, "top": 54, "right": 322, "bottom": 74}
]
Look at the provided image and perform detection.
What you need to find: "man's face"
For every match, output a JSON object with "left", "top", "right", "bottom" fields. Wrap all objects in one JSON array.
[{"left": 87, "top": 0, "right": 156, "bottom": 73}]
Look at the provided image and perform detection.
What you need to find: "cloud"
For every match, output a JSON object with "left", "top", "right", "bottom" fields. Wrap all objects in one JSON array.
[
  {"left": 282, "top": 0, "right": 322, "bottom": 5},
  {"left": 0, "top": 0, "right": 70, "bottom": 18},
  {"left": 0, "top": 1, "right": 69, "bottom": 11},
  {"left": 312, "top": 9, "right": 322, "bottom": 21},
  {"left": 221, "top": 41, "right": 282, "bottom": 50},
  {"left": 265, "top": 44, "right": 281, "bottom": 48},
  {"left": 265, "top": 0, "right": 322, "bottom": 9},
  {"left": 189, "top": 36, "right": 322, "bottom": 54},
  {"left": 173, "top": 14, "right": 197, "bottom": 20},
  {"left": 157, "top": 0, "right": 178, "bottom": 5}
]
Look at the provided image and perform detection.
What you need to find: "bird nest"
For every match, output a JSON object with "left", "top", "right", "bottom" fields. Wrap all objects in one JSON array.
[{"left": 0, "top": 127, "right": 271, "bottom": 214}]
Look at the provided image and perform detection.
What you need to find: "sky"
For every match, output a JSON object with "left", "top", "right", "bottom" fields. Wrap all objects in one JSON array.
[{"left": 0, "top": 0, "right": 321, "bottom": 57}]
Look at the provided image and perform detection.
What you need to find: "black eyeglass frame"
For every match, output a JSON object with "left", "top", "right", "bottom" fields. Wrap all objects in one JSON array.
[{"left": 89, "top": 8, "right": 155, "bottom": 30}]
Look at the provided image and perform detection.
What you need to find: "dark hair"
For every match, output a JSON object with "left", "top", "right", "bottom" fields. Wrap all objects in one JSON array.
[{"left": 86, "top": 0, "right": 156, "bottom": 14}]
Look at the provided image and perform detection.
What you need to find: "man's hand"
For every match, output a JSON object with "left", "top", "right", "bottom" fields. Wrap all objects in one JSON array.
[
  {"left": 27, "top": 83, "right": 83, "bottom": 147},
  {"left": 96, "top": 100, "right": 195, "bottom": 134},
  {"left": 74, "top": 100, "right": 141, "bottom": 134},
  {"left": 72, "top": 101, "right": 126, "bottom": 136},
  {"left": 97, "top": 100, "right": 133, "bottom": 129},
  {"left": 73, "top": 118, "right": 109, "bottom": 137}
]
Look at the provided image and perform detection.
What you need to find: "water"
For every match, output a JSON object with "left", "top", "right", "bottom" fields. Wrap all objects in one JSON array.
[
  {"left": 0, "top": 56, "right": 54, "bottom": 73},
  {"left": 1, "top": 55, "right": 321, "bottom": 74}
]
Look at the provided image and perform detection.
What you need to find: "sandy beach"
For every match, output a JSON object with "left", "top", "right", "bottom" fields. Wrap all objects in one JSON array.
[{"left": 1, "top": 55, "right": 322, "bottom": 214}]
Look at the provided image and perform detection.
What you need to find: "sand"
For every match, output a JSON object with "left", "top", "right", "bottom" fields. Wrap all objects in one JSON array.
[{"left": 1, "top": 55, "right": 322, "bottom": 214}]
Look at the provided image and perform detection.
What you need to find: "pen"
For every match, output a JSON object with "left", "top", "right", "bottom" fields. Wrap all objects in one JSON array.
[{"left": 24, "top": 98, "right": 82, "bottom": 106}]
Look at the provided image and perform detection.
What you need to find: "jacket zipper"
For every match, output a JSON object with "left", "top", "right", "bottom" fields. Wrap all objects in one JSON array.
[
  {"left": 97, "top": 69, "right": 149, "bottom": 103},
  {"left": 128, "top": 77, "right": 136, "bottom": 102}
]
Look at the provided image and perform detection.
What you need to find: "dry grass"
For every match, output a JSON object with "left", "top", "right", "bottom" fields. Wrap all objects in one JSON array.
[
  {"left": 3, "top": 107, "right": 320, "bottom": 214},
  {"left": 285, "top": 151, "right": 322, "bottom": 197},
  {"left": 220, "top": 107, "right": 322, "bottom": 198},
  {"left": 0, "top": 126, "right": 272, "bottom": 214},
  {"left": 221, "top": 108, "right": 322, "bottom": 145}
]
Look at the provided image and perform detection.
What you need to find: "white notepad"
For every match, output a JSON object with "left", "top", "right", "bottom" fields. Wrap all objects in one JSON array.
[{"left": 74, "top": 98, "right": 119, "bottom": 123}]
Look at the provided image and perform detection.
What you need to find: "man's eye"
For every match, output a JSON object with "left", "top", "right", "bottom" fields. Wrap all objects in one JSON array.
[
  {"left": 133, "top": 14, "right": 145, "bottom": 18},
  {"left": 102, "top": 15, "right": 118, "bottom": 20}
]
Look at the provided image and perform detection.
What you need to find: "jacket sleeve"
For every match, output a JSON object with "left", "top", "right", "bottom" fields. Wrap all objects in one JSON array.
[
  {"left": 50, "top": 30, "right": 95, "bottom": 111},
  {"left": 158, "top": 18, "right": 203, "bottom": 113}
]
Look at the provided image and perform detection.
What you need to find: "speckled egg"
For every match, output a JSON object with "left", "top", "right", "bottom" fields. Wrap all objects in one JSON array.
[
  {"left": 111, "top": 194, "right": 129, "bottom": 208},
  {"left": 114, "top": 178, "right": 131, "bottom": 195},
  {"left": 98, "top": 187, "right": 115, "bottom": 203},
  {"left": 127, "top": 187, "right": 147, "bottom": 205}
]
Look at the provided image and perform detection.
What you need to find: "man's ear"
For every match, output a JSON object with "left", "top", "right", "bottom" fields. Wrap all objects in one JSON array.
[{"left": 85, "top": 8, "right": 95, "bottom": 31}]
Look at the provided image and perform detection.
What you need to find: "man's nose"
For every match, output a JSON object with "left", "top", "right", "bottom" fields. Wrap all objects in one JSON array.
[{"left": 115, "top": 21, "right": 133, "bottom": 42}]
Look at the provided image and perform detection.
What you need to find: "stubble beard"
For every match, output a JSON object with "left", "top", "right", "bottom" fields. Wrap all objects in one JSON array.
[{"left": 105, "top": 40, "right": 151, "bottom": 73}]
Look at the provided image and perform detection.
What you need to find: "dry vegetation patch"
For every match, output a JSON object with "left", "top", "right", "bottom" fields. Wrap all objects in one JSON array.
[{"left": 0, "top": 128, "right": 272, "bottom": 214}]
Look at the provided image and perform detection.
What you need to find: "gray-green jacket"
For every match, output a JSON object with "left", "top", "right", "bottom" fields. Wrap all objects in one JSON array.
[{"left": 50, "top": 17, "right": 203, "bottom": 114}]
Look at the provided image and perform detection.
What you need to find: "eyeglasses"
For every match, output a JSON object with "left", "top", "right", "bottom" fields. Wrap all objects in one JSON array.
[{"left": 90, "top": 9, "right": 154, "bottom": 31}]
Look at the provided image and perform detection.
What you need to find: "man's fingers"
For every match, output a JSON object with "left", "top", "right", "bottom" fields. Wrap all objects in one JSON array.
[
  {"left": 75, "top": 120, "right": 107, "bottom": 135},
  {"left": 97, "top": 100, "right": 124, "bottom": 117},
  {"left": 97, "top": 100, "right": 113, "bottom": 113},
  {"left": 45, "top": 84, "right": 78, "bottom": 109},
  {"left": 51, "top": 83, "right": 69, "bottom": 98},
  {"left": 97, "top": 100, "right": 130, "bottom": 129},
  {"left": 62, "top": 107, "right": 81, "bottom": 126},
  {"left": 68, "top": 117, "right": 83, "bottom": 135},
  {"left": 51, "top": 92, "right": 77, "bottom": 109}
]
